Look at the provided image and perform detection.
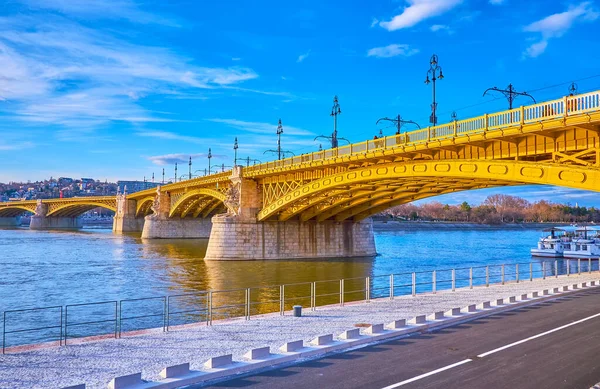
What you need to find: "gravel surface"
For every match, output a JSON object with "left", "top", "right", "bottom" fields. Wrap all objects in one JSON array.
[{"left": 1, "top": 273, "right": 598, "bottom": 389}]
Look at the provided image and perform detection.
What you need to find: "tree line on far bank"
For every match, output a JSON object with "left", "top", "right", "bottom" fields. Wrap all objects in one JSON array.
[{"left": 380, "top": 194, "right": 600, "bottom": 224}]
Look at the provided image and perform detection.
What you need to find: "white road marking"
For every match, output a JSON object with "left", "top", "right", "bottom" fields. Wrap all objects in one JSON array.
[
  {"left": 477, "top": 311, "right": 600, "bottom": 357},
  {"left": 380, "top": 310, "right": 600, "bottom": 389},
  {"left": 379, "top": 359, "right": 472, "bottom": 388}
]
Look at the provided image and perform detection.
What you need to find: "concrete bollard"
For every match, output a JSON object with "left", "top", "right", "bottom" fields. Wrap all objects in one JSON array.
[
  {"left": 311, "top": 334, "right": 334, "bottom": 346},
  {"left": 340, "top": 329, "right": 361, "bottom": 340},
  {"left": 553, "top": 287, "right": 560, "bottom": 293},
  {"left": 415, "top": 315, "right": 427, "bottom": 324},
  {"left": 451, "top": 308, "right": 461, "bottom": 316},
  {"left": 572, "top": 284, "right": 579, "bottom": 289},
  {"left": 543, "top": 289, "right": 549, "bottom": 295},
  {"left": 61, "top": 385, "right": 85, "bottom": 389},
  {"left": 591, "top": 281, "right": 596, "bottom": 286},
  {"left": 482, "top": 301, "right": 491, "bottom": 308},
  {"left": 521, "top": 294, "right": 528, "bottom": 300},
  {"left": 496, "top": 298, "right": 504, "bottom": 306},
  {"left": 434, "top": 311, "right": 444, "bottom": 320},
  {"left": 388, "top": 319, "right": 406, "bottom": 329},
  {"left": 467, "top": 304, "right": 477, "bottom": 312},
  {"left": 563, "top": 286, "right": 569, "bottom": 291},
  {"left": 244, "top": 347, "right": 271, "bottom": 360},
  {"left": 366, "top": 324, "right": 384, "bottom": 334},
  {"left": 293, "top": 305, "right": 302, "bottom": 317},
  {"left": 160, "top": 363, "right": 190, "bottom": 379},
  {"left": 582, "top": 282, "right": 587, "bottom": 287},
  {"left": 204, "top": 354, "right": 233, "bottom": 369},
  {"left": 280, "top": 340, "right": 304, "bottom": 353},
  {"left": 509, "top": 296, "right": 516, "bottom": 303},
  {"left": 532, "top": 291, "right": 539, "bottom": 297},
  {"left": 108, "top": 373, "right": 142, "bottom": 389}
]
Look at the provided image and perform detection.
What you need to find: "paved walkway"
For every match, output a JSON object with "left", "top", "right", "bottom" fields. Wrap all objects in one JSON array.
[{"left": 0, "top": 273, "right": 598, "bottom": 389}]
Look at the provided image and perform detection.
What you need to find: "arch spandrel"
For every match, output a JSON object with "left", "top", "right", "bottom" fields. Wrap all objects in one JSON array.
[{"left": 168, "top": 188, "right": 227, "bottom": 218}]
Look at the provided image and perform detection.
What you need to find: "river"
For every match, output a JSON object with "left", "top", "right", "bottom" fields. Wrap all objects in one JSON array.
[{"left": 0, "top": 225, "right": 546, "bottom": 311}]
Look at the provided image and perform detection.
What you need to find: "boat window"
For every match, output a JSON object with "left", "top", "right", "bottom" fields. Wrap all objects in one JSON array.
[
  {"left": 550, "top": 244, "right": 554, "bottom": 249},
  {"left": 576, "top": 245, "right": 581, "bottom": 251},
  {"left": 583, "top": 245, "right": 588, "bottom": 250}
]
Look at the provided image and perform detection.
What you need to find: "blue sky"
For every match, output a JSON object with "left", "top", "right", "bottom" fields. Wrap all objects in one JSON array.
[{"left": 1, "top": 0, "right": 600, "bottom": 205}]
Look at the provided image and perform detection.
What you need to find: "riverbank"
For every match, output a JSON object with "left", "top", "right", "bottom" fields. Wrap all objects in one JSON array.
[{"left": 373, "top": 220, "right": 558, "bottom": 231}]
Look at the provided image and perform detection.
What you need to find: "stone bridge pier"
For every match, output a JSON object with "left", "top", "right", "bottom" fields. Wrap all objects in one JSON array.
[
  {"left": 204, "top": 167, "right": 376, "bottom": 261},
  {"left": 113, "top": 195, "right": 145, "bottom": 233},
  {"left": 141, "top": 187, "right": 212, "bottom": 239},
  {"left": 29, "top": 200, "right": 83, "bottom": 230}
]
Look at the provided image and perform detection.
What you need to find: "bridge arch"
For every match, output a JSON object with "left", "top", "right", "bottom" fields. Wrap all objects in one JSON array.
[
  {"left": 0, "top": 204, "right": 37, "bottom": 217},
  {"left": 46, "top": 200, "right": 117, "bottom": 217},
  {"left": 135, "top": 196, "right": 156, "bottom": 217},
  {"left": 258, "top": 160, "right": 600, "bottom": 222},
  {"left": 169, "top": 188, "right": 227, "bottom": 218}
]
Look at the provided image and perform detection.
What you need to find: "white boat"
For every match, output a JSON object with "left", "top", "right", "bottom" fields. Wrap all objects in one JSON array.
[
  {"left": 530, "top": 226, "right": 576, "bottom": 258},
  {"left": 563, "top": 226, "right": 600, "bottom": 259}
]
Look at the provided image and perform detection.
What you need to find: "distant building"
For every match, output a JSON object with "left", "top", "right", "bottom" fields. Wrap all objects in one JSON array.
[{"left": 117, "top": 180, "right": 159, "bottom": 194}]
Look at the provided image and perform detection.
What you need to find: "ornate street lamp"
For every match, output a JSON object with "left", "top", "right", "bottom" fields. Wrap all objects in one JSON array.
[
  {"left": 425, "top": 54, "right": 444, "bottom": 126},
  {"left": 483, "top": 84, "right": 535, "bottom": 110},
  {"left": 174, "top": 163, "right": 178, "bottom": 183},
  {"left": 376, "top": 114, "right": 420, "bottom": 135},
  {"left": 208, "top": 148, "right": 212, "bottom": 175},
  {"left": 188, "top": 156, "right": 192, "bottom": 180},
  {"left": 233, "top": 137, "right": 238, "bottom": 167},
  {"left": 264, "top": 119, "right": 294, "bottom": 159},
  {"left": 314, "top": 96, "right": 349, "bottom": 149}
]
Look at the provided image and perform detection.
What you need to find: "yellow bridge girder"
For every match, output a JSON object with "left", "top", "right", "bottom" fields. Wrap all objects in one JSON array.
[
  {"left": 0, "top": 201, "right": 37, "bottom": 217},
  {"left": 257, "top": 159, "right": 600, "bottom": 222}
]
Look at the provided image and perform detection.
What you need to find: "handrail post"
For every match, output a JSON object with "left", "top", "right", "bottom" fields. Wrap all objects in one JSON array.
[
  {"left": 432, "top": 270, "right": 436, "bottom": 294},
  {"left": 412, "top": 272, "right": 416, "bottom": 296},
  {"left": 340, "top": 279, "right": 345, "bottom": 306},
  {"left": 516, "top": 264, "right": 519, "bottom": 283},
  {"left": 563, "top": 96, "right": 569, "bottom": 117},
  {"left": 501, "top": 264, "right": 505, "bottom": 285},
  {"left": 60, "top": 306, "right": 63, "bottom": 346},
  {"left": 589, "top": 258, "right": 592, "bottom": 274},
  {"left": 207, "top": 291, "right": 212, "bottom": 326},
  {"left": 163, "top": 297, "right": 167, "bottom": 331},
  {"left": 486, "top": 266, "right": 489, "bottom": 287},
  {"left": 520, "top": 106, "right": 525, "bottom": 125},
  {"left": 427, "top": 127, "right": 431, "bottom": 142},
  {"left": 484, "top": 113, "right": 489, "bottom": 132},
  {"left": 469, "top": 267, "right": 473, "bottom": 289},
  {"left": 246, "top": 288, "right": 250, "bottom": 320},
  {"left": 452, "top": 269, "right": 456, "bottom": 291},
  {"left": 542, "top": 261, "right": 546, "bottom": 280},
  {"left": 311, "top": 282, "right": 316, "bottom": 311},
  {"left": 453, "top": 120, "right": 458, "bottom": 137},
  {"left": 390, "top": 274, "right": 394, "bottom": 300},
  {"left": 530, "top": 262, "right": 533, "bottom": 281},
  {"left": 365, "top": 277, "right": 370, "bottom": 303},
  {"left": 281, "top": 285, "right": 285, "bottom": 315},
  {"left": 578, "top": 258, "right": 581, "bottom": 275},
  {"left": 567, "top": 259, "right": 570, "bottom": 276}
]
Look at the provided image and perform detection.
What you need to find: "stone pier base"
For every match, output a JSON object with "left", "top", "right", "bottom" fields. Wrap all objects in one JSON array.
[
  {"left": 113, "top": 216, "right": 145, "bottom": 233},
  {"left": 204, "top": 217, "right": 376, "bottom": 261},
  {"left": 29, "top": 216, "right": 83, "bottom": 230},
  {"left": 0, "top": 217, "right": 21, "bottom": 227},
  {"left": 141, "top": 217, "right": 212, "bottom": 239}
]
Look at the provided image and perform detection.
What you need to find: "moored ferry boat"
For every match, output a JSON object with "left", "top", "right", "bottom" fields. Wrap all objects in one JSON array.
[
  {"left": 562, "top": 226, "right": 600, "bottom": 259},
  {"left": 530, "top": 226, "right": 575, "bottom": 258}
]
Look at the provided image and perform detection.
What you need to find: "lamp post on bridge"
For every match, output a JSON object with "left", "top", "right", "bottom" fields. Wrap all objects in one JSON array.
[
  {"left": 162, "top": 168, "right": 165, "bottom": 184},
  {"left": 188, "top": 156, "right": 192, "bottom": 180},
  {"left": 264, "top": 119, "right": 294, "bottom": 159},
  {"left": 569, "top": 82, "right": 578, "bottom": 96},
  {"left": 483, "top": 84, "right": 535, "bottom": 110},
  {"left": 425, "top": 54, "right": 444, "bottom": 126},
  {"left": 314, "top": 96, "right": 350, "bottom": 149},
  {"left": 233, "top": 137, "right": 239, "bottom": 167},
  {"left": 376, "top": 114, "right": 420, "bottom": 135},
  {"left": 174, "top": 163, "right": 178, "bottom": 183},
  {"left": 220, "top": 164, "right": 232, "bottom": 172},
  {"left": 243, "top": 156, "right": 261, "bottom": 167},
  {"left": 208, "top": 148, "right": 212, "bottom": 175}
]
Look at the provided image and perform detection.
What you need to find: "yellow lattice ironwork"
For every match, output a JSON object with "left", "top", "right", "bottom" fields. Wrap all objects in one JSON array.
[
  {"left": 169, "top": 188, "right": 227, "bottom": 218},
  {"left": 0, "top": 201, "right": 37, "bottom": 217},
  {"left": 46, "top": 197, "right": 117, "bottom": 217}
]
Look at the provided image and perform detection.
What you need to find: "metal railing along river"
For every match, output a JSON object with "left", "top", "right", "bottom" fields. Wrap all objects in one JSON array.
[{"left": 2, "top": 258, "right": 597, "bottom": 353}]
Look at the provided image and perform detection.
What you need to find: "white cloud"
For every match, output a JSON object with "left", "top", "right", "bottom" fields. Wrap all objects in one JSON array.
[
  {"left": 522, "top": 2, "right": 599, "bottom": 58},
  {"left": 0, "top": 141, "right": 35, "bottom": 151},
  {"left": 489, "top": 0, "right": 506, "bottom": 4},
  {"left": 20, "top": 0, "right": 180, "bottom": 26},
  {"left": 136, "top": 130, "right": 207, "bottom": 145},
  {"left": 207, "top": 118, "right": 314, "bottom": 136},
  {"left": 297, "top": 50, "right": 311, "bottom": 63},
  {"left": 379, "top": 0, "right": 463, "bottom": 31},
  {"left": 430, "top": 24, "right": 452, "bottom": 32},
  {"left": 148, "top": 153, "right": 211, "bottom": 166},
  {"left": 367, "top": 44, "right": 419, "bottom": 58},
  {"left": 0, "top": 14, "right": 259, "bottom": 131}
]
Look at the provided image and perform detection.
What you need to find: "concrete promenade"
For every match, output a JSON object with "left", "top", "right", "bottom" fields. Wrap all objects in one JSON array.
[{"left": 1, "top": 272, "right": 599, "bottom": 389}]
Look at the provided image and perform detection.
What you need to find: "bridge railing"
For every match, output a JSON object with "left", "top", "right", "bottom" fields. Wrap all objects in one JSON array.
[
  {"left": 243, "top": 90, "right": 600, "bottom": 175},
  {"left": 2, "top": 258, "right": 596, "bottom": 353}
]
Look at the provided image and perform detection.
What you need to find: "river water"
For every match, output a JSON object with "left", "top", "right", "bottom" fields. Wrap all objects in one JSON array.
[{"left": 0, "top": 226, "right": 547, "bottom": 310}]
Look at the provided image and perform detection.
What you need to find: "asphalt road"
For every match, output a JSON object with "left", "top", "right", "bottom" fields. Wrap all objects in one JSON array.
[{"left": 202, "top": 288, "right": 600, "bottom": 389}]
